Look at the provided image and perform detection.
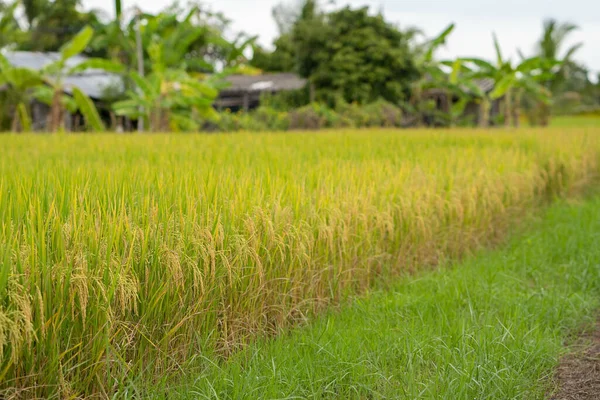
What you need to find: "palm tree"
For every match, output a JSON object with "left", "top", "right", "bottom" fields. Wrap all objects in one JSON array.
[
  {"left": 535, "top": 19, "right": 583, "bottom": 125},
  {"left": 537, "top": 19, "right": 582, "bottom": 68}
]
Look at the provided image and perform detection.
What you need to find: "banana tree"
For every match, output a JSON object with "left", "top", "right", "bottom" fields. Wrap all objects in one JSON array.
[
  {"left": 210, "top": 32, "right": 259, "bottom": 70},
  {"left": 91, "top": 19, "right": 133, "bottom": 63},
  {"left": 410, "top": 23, "right": 455, "bottom": 126},
  {"left": 115, "top": 0, "right": 122, "bottom": 20},
  {"left": 461, "top": 33, "right": 556, "bottom": 128},
  {"left": 112, "top": 70, "right": 220, "bottom": 132},
  {"left": 491, "top": 58, "right": 556, "bottom": 127},
  {"left": 0, "top": 53, "right": 42, "bottom": 131},
  {"left": 94, "top": 3, "right": 251, "bottom": 76},
  {"left": 460, "top": 33, "right": 515, "bottom": 127},
  {"left": 434, "top": 59, "right": 490, "bottom": 127},
  {"left": 490, "top": 57, "right": 557, "bottom": 127},
  {"left": 120, "top": 4, "right": 216, "bottom": 73},
  {"left": 31, "top": 25, "right": 124, "bottom": 131},
  {"left": 112, "top": 37, "right": 219, "bottom": 132},
  {"left": 446, "top": 60, "right": 482, "bottom": 127}
]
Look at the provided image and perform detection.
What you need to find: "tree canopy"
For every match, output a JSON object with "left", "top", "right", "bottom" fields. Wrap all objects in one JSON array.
[
  {"left": 252, "top": 2, "right": 421, "bottom": 105},
  {"left": 0, "top": 0, "right": 597, "bottom": 133}
]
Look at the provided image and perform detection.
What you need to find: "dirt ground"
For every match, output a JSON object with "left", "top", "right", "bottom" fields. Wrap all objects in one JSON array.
[{"left": 551, "top": 322, "right": 600, "bottom": 400}]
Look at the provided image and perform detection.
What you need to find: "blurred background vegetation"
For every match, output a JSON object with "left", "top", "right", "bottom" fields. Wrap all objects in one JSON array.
[{"left": 0, "top": 0, "right": 598, "bottom": 132}]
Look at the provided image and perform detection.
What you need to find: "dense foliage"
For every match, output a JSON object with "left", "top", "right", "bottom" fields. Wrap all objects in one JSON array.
[
  {"left": 253, "top": 2, "right": 421, "bottom": 105},
  {"left": 0, "top": 0, "right": 598, "bottom": 130},
  {"left": 208, "top": 100, "right": 404, "bottom": 132},
  {"left": 252, "top": 3, "right": 599, "bottom": 127}
]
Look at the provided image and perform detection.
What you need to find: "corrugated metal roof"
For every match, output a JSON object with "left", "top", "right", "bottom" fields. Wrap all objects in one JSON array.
[
  {"left": 423, "top": 74, "right": 496, "bottom": 96},
  {"left": 220, "top": 73, "right": 307, "bottom": 95},
  {"left": 3, "top": 51, "right": 123, "bottom": 99},
  {"left": 473, "top": 78, "right": 495, "bottom": 93},
  {"left": 4, "top": 51, "right": 87, "bottom": 70},
  {"left": 62, "top": 74, "right": 123, "bottom": 99}
]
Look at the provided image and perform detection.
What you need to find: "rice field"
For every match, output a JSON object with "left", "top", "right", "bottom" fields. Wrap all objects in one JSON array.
[{"left": 1, "top": 127, "right": 600, "bottom": 397}]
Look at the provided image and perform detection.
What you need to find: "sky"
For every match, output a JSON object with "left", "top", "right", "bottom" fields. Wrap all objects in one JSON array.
[{"left": 82, "top": 0, "right": 600, "bottom": 80}]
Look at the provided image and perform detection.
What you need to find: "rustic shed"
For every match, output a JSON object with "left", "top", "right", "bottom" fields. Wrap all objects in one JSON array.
[
  {"left": 215, "top": 73, "right": 307, "bottom": 111},
  {"left": 422, "top": 78, "right": 502, "bottom": 126},
  {"left": 1, "top": 51, "right": 123, "bottom": 130},
  {"left": 4, "top": 52, "right": 123, "bottom": 98}
]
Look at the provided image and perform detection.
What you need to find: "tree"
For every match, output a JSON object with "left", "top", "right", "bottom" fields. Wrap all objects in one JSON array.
[
  {"left": 30, "top": 26, "right": 123, "bottom": 131},
  {"left": 250, "top": 1, "right": 314, "bottom": 73},
  {"left": 20, "top": 0, "right": 102, "bottom": 52},
  {"left": 295, "top": 5, "right": 420, "bottom": 105},
  {"left": 462, "top": 33, "right": 554, "bottom": 128},
  {"left": 462, "top": 34, "right": 514, "bottom": 127},
  {"left": 251, "top": 34, "right": 296, "bottom": 73},
  {"left": 112, "top": 69, "right": 220, "bottom": 132},
  {"left": 251, "top": 2, "right": 420, "bottom": 105},
  {"left": 272, "top": 0, "right": 304, "bottom": 34},
  {"left": 90, "top": 2, "right": 242, "bottom": 74},
  {"left": 0, "top": 53, "right": 43, "bottom": 131},
  {"left": 115, "top": 0, "right": 121, "bottom": 20},
  {"left": 441, "top": 59, "right": 490, "bottom": 128},
  {"left": 536, "top": 19, "right": 582, "bottom": 75},
  {"left": 596, "top": 73, "right": 600, "bottom": 106},
  {"left": 534, "top": 19, "right": 584, "bottom": 123},
  {"left": 112, "top": 24, "right": 220, "bottom": 132},
  {"left": 211, "top": 32, "right": 257, "bottom": 70},
  {"left": 0, "top": 1, "right": 26, "bottom": 49},
  {"left": 408, "top": 23, "right": 455, "bottom": 126}
]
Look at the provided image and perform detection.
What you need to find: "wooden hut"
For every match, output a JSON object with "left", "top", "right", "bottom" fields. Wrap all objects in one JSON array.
[{"left": 215, "top": 73, "right": 307, "bottom": 111}]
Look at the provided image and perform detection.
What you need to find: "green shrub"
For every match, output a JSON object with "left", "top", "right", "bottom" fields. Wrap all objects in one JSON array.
[
  {"left": 310, "top": 103, "right": 354, "bottom": 128},
  {"left": 236, "top": 112, "right": 270, "bottom": 131},
  {"left": 211, "top": 100, "right": 403, "bottom": 132},
  {"left": 253, "top": 107, "right": 291, "bottom": 131},
  {"left": 337, "top": 102, "right": 369, "bottom": 127},
  {"left": 336, "top": 100, "right": 403, "bottom": 128},
  {"left": 260, "top": 88, "right": 311, "bottom": 111},
  {"left": 362, "top": 100, "right": 403, "bottom": 127},
  {"left": 208, "top": 109, "right": 271, "bottom": 132},
  {"left": 289, "top": 104, "right": 324, "bottom": 130},
  {"left": 574, "top": 105, "right": 600, "bottom": 117},
  {"left": 209, "top": 109, "right": 240, "bottom": 132}
]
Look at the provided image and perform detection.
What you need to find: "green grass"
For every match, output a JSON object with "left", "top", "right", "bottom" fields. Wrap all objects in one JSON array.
[
  {"left": 170, "top": 196, "right": 600, "bottom": 399},
  {"left": 551, "top": 115, "right": 600, "bottom": 127}
]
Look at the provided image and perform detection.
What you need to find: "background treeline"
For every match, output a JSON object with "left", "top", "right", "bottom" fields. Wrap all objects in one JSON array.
[{"left": 0, "top": 0, "right": 599, "bottom": 132}]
